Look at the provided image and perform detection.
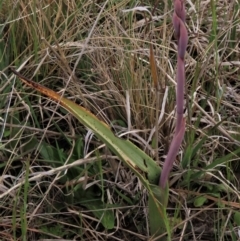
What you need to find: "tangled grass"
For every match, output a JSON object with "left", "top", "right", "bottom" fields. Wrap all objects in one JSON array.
[{"left": 0, "top": 0, "right": 240, "bottom": 240}]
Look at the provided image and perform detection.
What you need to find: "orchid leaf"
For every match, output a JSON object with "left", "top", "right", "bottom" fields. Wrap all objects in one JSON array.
[
  {"left": 11, "top": 68, "right": 161, "bottom": 185},
  {"left": 11, "top": 69, "right": 170, "bottom": 238},
  {"left": 149, "top": 184, "right": 170, "bottom": 241}
]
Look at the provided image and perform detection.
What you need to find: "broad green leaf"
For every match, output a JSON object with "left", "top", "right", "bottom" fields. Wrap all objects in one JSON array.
[
  {"left": 234, "top": 211, "right": 240, "bottom": 226},
  {"left": 193, "top": 196, "right": 207, "bottom": 207},
  {"left": 82, "top": 201, "right": 115, "bottom": 230},
  {"left": 12, "top": 69, "right": 169, "bottom": 238},
  {"left": 40, "top": 223, "right": 66, "bottom": 237},
  {"left": 39, "top": 142, "right": 67, "bottom": 164},
  {"left": 11, "top": 68, "right": 161, "bottom": 186},
  {"left": 68, "top": 185, "right": 115, "bottom": 230},
  {"left": 149, "top": 185, "right": 170, "bottom": 241}
]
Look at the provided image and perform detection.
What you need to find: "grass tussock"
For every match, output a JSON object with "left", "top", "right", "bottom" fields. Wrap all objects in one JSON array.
[{"left": 0, "top": 0, "right": 240, "bottom": 240}]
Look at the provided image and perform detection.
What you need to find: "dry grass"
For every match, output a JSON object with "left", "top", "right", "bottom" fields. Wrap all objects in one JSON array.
[{"left": 0, "top": 0, "right": 240, "bottom": 240}]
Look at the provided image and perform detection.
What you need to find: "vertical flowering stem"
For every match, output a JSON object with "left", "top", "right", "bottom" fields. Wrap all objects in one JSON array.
[{"left": 159, "top": 0, "right": 188, "bottom": 189}]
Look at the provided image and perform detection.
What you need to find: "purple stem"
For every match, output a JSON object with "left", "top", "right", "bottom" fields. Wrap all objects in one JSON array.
[{"left": 159, "top": 0, "right": 188, "bottom": 188}]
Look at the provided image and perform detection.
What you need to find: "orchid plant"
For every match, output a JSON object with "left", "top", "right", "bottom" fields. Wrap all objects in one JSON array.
[
  {"left": 159, "top": 0, "right": 188, "bottom": 189},
  {"left": 11, "top": 1, "right": 188, "bottom": 240}
]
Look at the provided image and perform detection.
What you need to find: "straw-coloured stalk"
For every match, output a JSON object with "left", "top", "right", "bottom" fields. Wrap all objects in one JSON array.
[{"left": 159, "top": 0, "right": 188, "bottom": 189}]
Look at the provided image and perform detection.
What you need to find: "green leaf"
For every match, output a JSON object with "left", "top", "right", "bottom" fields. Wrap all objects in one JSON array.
[
  {"left": 193, "top": 196, "right": 207, "bottom": 207},
  {"left": 39, "top": 142, "right": 66, "bottom": 163},
  {"left": 234, "top": 211, "right": 240, "bottom": 226},
  {"left": 148, "top": 185, "right": 170, "bottom": 241},
  {"left": 12, "top": 69, "right": 168, "bottom": 238},
  {"left": 205, "top": 147, "right": 240, "bottom": 170},
  {"left": 113, "top": 187, "right": 134, "bottom": 205},
  {"left": 22, "top": 136, "right": 39, "bottom": 153},
  {"left": 40, "top": 223, "right": 66, "bottom": 237},
  {"left": 83, "top": 201, "right": 115, "bottom": 230},
  {"left": 74, "top": 137, "right": 84, "bottom": 159},
  {"left": 14, "top": 70, "right": 161, "bottom": 185}
]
